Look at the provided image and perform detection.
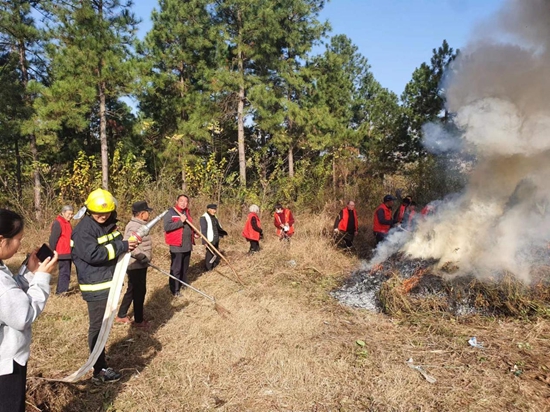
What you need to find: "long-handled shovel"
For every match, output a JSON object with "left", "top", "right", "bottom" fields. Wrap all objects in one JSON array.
[
  {"left": 172, "top": 207, "right": 245, "bottom": 286},
  {"left": 147, "top": 262, "right": 231, "bottom": 317}
]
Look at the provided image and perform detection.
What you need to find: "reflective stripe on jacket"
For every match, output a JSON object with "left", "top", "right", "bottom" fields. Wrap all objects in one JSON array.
[
  {"left": 72, "top": 214, "right": 128, "bottom": 301},
  {"left": 242, "top": 212, "right": 261, "bottom": 241}
]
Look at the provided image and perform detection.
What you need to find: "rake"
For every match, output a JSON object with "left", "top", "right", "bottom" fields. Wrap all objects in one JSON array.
[
  {"left": 147, "top": 262, "right": 231, "bottom": 317},
  {"left": 172, "top": 207, "right": 245, "bottom": 286}
]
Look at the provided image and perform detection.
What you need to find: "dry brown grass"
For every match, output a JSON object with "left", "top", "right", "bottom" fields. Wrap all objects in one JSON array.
[{"left": 6, "top": 210, "right": 550, "bottom": 411}]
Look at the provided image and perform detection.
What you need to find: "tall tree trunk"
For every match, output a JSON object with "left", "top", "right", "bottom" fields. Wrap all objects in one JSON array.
[
  {"left": 31, "top": 136, "right": 41, "bottom": 220},
  {"left": 179, "top": 70, "right": 187, "bottom": 193},
  {"left": 332, "top": 154, "right": 337, "bottom": 193},
  {"left": 237, "top": 9, "right": 246, "bottom": 186},
  {"left": 99, "top": 81, "right": 109, "bottom": 190},
  {"left": 288, "top": 146, "right": 294, "bottom": 178},
  {"left": 14, "top": 139, "right": 22, "bottom": 202},
  {"left": 180, "top": 142, "right": 187, "bottom": 193},
  {"left": 237, "top": 82, "right": 246, "bottom": 185},
  {"left": 97, "top": 0, "right": 109, "bottom": 191},
  {"left": 18, "top": 39, "right": 41, "bottom": 219}
]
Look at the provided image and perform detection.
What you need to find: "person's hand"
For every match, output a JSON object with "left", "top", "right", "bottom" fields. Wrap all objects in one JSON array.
[
  {"left": 259, "top": 232, "right": 264, "bottom": 240},
  {"left": 354, "top": 231, "right": 358, "bottom": 236},
  {"left": 180, "top": 214, "right": 187, "bottom": 223},
  {"left": 128, "top": 238, "right": 138, "bottom": 251},
  {"left": 26, "top": 250, "right": 40, "bottom": 273},
  {"left": 333, "top": 228, "right": 339, "bottom": 234},
  {"left": 36, "top": 252, "right": 59, "bottom": 274}
]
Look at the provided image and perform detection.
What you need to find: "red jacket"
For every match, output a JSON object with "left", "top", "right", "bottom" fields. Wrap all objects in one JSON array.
[
  {"left": 337, "top": 208, "right": 358, "bottom": 233},
  {"left": 274, "top": 209, "right": 295, "bottom": 237},
  {"left": 165, "top": 207, "right": 194, "bottom": 247},
  {"left": 373, "top": 203, "right": 392, "bottom": 233},
  {"left": 242, "top": 212, "right": 261, "bottom": 241}
]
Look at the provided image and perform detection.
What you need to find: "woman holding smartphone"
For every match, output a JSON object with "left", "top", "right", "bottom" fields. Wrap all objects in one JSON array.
[{"left": 0, "top": 209, "right": 58, "bottom": 412}]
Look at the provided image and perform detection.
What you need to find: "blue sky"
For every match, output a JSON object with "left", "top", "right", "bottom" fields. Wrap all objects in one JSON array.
[{"left": 133, "top": 0, "right": 504, "bottom": 96}]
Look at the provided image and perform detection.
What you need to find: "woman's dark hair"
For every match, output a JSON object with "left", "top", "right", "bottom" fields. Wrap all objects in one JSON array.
[
  {"left": 0, "top": 209, "right": 24, "bottom": 238},
  {"left": 177, "top": 194, "right": 189, "bottom": 201}
]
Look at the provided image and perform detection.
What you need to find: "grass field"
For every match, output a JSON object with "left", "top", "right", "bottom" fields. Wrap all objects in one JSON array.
[{"left": 10, "top": 210, "right": 550, "bottom": 411}]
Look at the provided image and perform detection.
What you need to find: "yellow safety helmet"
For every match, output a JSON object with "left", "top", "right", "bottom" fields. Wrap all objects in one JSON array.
[{"left": 85, "top": 189, "right": 117, "bottom": 213}]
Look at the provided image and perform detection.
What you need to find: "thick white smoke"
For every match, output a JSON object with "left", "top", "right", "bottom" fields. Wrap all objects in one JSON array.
[{"left": 372, "top": 0, "right": 550, "bottom": 281}]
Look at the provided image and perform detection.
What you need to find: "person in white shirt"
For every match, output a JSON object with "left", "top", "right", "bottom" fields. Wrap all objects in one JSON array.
[{"left": 0, "top": 209, "right": 58, "bottom": 412}]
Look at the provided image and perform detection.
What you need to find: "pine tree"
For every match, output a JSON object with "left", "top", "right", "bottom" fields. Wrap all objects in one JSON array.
[
  {"left": 307, "top": 35, "right": 374, "bottom": 189},
  {"left": 46, "top": 0, "right": 139, "bottom": 190},
  {"left": 0, "top": 0, "right": 48, "bottom": 217},
  {"left": 401, "top": 39, "right": 459, "bottom": 156},
  {"left": 138, "top": 0, "right": 218, "bottom": 191},
  {"left": 249, "top": 0, "right": 328, "bottom": 177}
]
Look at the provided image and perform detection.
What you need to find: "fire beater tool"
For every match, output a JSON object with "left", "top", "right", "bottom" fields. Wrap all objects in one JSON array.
[
  {"left": 171, "top": 207, "right": 245, "bottom": 286},
  {"left": 147, "top": 262, "right": 231, "bottom": 317}
]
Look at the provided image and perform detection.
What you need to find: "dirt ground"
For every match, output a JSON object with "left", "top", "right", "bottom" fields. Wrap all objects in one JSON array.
[{"left": 12, "top": 211, "right": 550, "bottom": 411}]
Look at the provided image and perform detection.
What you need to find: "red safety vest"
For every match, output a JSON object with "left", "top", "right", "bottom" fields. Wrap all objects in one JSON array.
[
  {"left": 337, "top": 208, "right": 358, "bottom": 232},
  {"left": 165, "top": 207, "right": 193, "bottom": 246},
  {"left": 421, "top": 205, "right": 434, "bottom": 216},
  {"left": 242, "top": 212, "right": 261, "bottom": 241},
  {"left": 406, "top": 209, "right": 416, "bottom": 229},
  {"left": 395, "top": 204, "right": 407, "bottom": 223},
  {"left": 274, "top": 209, "right": 295, "bottom": 237},
  {"left": 54, "top": 215, "right": 72, "bottom": 255},
  {"left": 373, "top": 203, "right": 392, "bottom": 233}
]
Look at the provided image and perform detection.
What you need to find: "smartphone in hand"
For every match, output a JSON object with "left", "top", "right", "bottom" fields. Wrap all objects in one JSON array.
[{"left": 36, "top": 243, "right": 55, "bottom": 262}]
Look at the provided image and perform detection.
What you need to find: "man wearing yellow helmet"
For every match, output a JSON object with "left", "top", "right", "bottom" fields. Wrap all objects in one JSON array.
[{"left": 72, "top": 189, "right": 138, "bottom": 383}]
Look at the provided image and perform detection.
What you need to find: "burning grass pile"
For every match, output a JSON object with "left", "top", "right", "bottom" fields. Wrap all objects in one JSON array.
[{"left": 333, "top": 252, "right": 550, "bottom": 319}]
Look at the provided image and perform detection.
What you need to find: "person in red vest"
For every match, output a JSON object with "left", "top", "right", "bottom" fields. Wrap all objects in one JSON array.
[
  {"left": 373, "top": 195, "right": 396, "bottom": 245},
  {"left": 333, "top": 201, "right": 358, "bottom": 248},
  {"left": 242, "top": 204, "right": 263, "bottom": 253},
  {"left": 403, "top": 201, "right": 418, "bottom": 231},
  {"left": 49, "top": 205, "right": 74, "bottom": 294},
  {"left": 274, "top": 204, "right": 295, "bottom": 241},
  {"left": 421, "top": 202, "right": 438, "bottom": 217},
  {"left": 393, "top": 196, "right": 411, "bottom": 225},
  {"left": 163, "top": 194, "right": 195, "bottom": 297}
]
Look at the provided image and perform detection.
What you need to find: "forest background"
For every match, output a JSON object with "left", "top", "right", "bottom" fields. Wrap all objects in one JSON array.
[{"left": 0, "top": 0, "right": 466, "bottom": 225}]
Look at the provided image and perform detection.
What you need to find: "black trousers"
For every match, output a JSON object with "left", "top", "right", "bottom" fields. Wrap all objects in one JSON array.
[
  {"left": 169, "top": 251, "right": 191, "bottom": 295},
  {"left": 337, "top": 231, "right": 354, "bottom": 248},
  {"left": 117, "top": 268, "right": 147, "bottom": 323},
  {"left": 248, "top": 240, "right": 260, "bottom": 253},
  {"left": 205, "top": 242, "right": 220, "bottom": 271},
  {"left": 374, "top": 231, "right": 387, "bottom": 246},
  {"left": 56, "top": 259, "right": 72, "bottom": 294},
  {"left": 0, "top": 361, "right": 27, "bottom": 412},
  {"left": 87, "top": 299, "right": 108, "bottom": 374}
]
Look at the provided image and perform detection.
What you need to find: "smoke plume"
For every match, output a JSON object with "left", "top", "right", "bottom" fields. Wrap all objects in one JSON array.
[{"left": 376, "top": 0, "right": 550, "bottom": 281}]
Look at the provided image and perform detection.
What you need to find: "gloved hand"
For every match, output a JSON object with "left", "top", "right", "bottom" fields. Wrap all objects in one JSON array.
[
  {"left": 333, "top": 228, "right": 339, "bottom": 234},
  {"left": 259, "top": 231, "right": 264, "bottom": 240}
]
